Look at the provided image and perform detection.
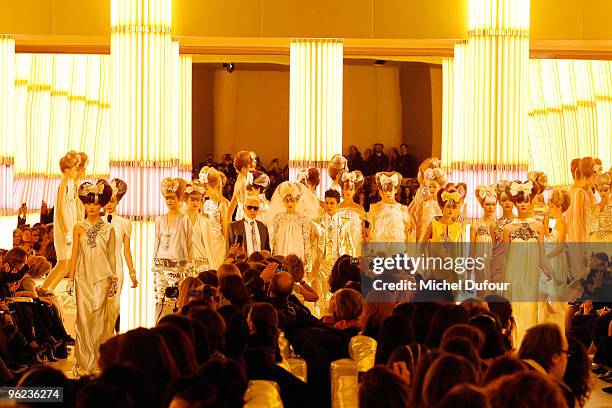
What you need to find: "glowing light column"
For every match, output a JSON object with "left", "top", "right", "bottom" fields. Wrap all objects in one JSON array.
[
  {"left": 111, "top": 0, "right": 179, "bottom": 329},
  {"left": 444, "top": 0, "right": 530, "bottom": 218},
  {"left": 289, "top": 39, "right": 343, "bottom": 197},
  {"left": 0, "top": 36, "right": 15, "bottom": 248}
]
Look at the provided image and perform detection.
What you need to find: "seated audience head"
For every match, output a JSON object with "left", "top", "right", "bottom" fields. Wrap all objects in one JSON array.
[
  {"left": 441, "top": 323, "right": 485, "bottom": 354},
  {"left": 359, "top": 291, "right": 396, "bottom": 339},
  {"left": 440, "top": 337, "right": 481, "bottom": 371},
  {"left": 2, "top": 247, "right": 27, "bottom": 273},
  {"left": 270, "top": 271, "right": 294, "bottom": 300},
  {"left": 218, "top": 263, "right": 241, "bottom": 280},
  {"left": 247, "top": 251, "right": 266, "bottom": 263},
  {"left": 486, "top": 371, "right": 568, "bottom": 408},
  {"left": 198, "top": 359, "right": 248, "bottom": 408},
  {"left": 12, "top": 228, "right": 22, "bottom": 247},
  {"left": 17, "top": 366, "right": 74, "bottom": 406},
  {"left": 359, "top": 367, "right": 410, "bottom": 408},
  {"left": 99, "top": 363, "right": 156, "bottom": 408},
  {"left": 333, "top": 288, "right": 362, "bottom": 323},
  {"left": 187, "top": 307, "right": 226, "bottom": 358},
  {"left": 563, "top": 337, "right": 592, "bottom": 407},
  {"left": 483, "top": 356, "right": 528, "bottom": 384},
  {"left": 425, "top": 304, "right": 469, "bottom": 348},
  {"left": 484, "top": 295, "right": 514, "bottom": 335},
  {"left": 375, "top": 315, "right": 415, "bottom": 365},
  {"left": 115, "top": 328, "right": 180, "bottom": 399},
  {"left": 468, "top": 313, "right": 508, "bottom": 360},
  {"left": 154, "top": 324, "right": 199, "bottom": 376},
  {"left": 518, "top": 323, "right": 568, "bottom": 381},
  {"left": 220, "top": 274, "right": 250, "bottom": 309},
  {"left": 177, "top": 277, "right": 204, "bottom": 311},
  {"left": 329, "top": 255, "right": 361, "bottom": 293},
  {"left": 168, "top": 383, "right": 218, "bottom": 408},
  {"left": 387, "top": 343, "right": 429, "bottom": 382},
  {"left": 76, "top": 382, "right": 134, "bottom": 408},
  {"left": 421, "top": 353, "right": 479, "bottom": 407},
  {"left": 438, "top": 384, "right": 491, "bottom": 408},
  {"left": 196, "top": 270, "right": 218, "bottom": 287}
]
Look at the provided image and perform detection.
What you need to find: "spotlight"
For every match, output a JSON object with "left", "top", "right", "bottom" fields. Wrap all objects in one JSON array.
[
  {"left": 373, "top": 60, "right": 386, "bottom": 67},
  {"left": 223, "top": 62, "right": 235, "bottom": 73}
]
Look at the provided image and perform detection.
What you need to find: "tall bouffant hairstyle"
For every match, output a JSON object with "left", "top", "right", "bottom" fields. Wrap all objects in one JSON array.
[
  {"left": 579, "top": 157, "right": 596, "bottom": 179},
  {"left": 327, "top": 154, "right": 348, "bottom": 182},
  {"left": 375, "top": 171, "right": 402, "bottom": 192},
  {"left": 245, "top": 170, "right": 270, "bottom": 193},
  {"left": 528, "top": 171, "right": 548, "bottom": 193},
  {"left": 77, "top": 152, "right": 89, "bottom": 171},
  {"left": 507, "top": 180, "right": 539, "bottom": 204},
  {"left": 182, "top": 179, "right": 206, "bottom": 201},
  {"left": 109, "top": 178, "right": 128, "bottom": 201},
  {"left": 78, "top": 180, "right": 113, "bottom": 206},
  {"left": 417, "top": 157, "right": 442, "bottom": 184},
  {"left": 570, "top": 158, "right": 581, "bottom": 180},
  {"left": 59, "top": 150, "right": 81, "bottom": 173},
  {"left": 160, "top": 178, "right": 186, "bottom": 201},
  {"left": 299, "top": 168, "right": 320, "bottom": 189},
  {"left": 340, "top": 170, "right": 364, "bottom": 191},
  {"left": 233, "top": 151, "right": 252, "bottom": 172},
  {"left": 475, "top": 184, "right": 497, "bottom": 207},
  {"left": 548, "top": 189, "right": 571, "bottom": 212},
  {"left": 495, "top": 180, "right": 512, "bottom": 202},
  {"left": 437, "top": 183, "right": 467, "bottom": 209}
]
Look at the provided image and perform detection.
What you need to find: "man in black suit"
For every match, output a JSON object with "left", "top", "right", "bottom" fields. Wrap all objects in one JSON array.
[{"left": 227, "top": 196, "right": 270, "bottom": 257}]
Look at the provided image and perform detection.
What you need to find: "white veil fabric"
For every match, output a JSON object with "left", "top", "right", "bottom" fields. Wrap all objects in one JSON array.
[{"left": 264, "top": 181, "right": 320, "bottom": 226}]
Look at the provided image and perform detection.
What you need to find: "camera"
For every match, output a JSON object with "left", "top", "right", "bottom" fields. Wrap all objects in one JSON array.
[
  {"left": 188, "top": 284, "right": 218, "bottom": 304},
  {"left": 165, "top": 285, "right": 179, "bottom": 299}
]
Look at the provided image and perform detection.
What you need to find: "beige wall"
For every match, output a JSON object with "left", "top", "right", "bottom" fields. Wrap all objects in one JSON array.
[
  {"left": 192, "top": 63, "right": 442, "bottom": 165},
  {"left": 342, "top": 65, "right": 403, "bottom": 155},
  {"left": 2, "top": 1, "right": 612, "bottom": 40}
]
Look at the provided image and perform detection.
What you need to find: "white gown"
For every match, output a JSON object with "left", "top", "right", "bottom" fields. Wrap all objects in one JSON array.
[
  {"left": 472, "top": 218, "right": 494, "bottom": 295},
  {"left": 74, "top": 219, "right": 116, "bottom": 373},
  {"left": 366, "top": 202, "right": 410, "bottom": 243},
  {"left": 203, "top": 200, "right": 227, "bottom": 269},
  {"left": 504, "top": 219, "right": 540, "bottom": 343},
  {"left": 108, "top": 214, "right": 132, "bottom": 331},
  {"left": 189, "top": 213, "right": 214, "bottom": 272},
  {"left": 272, "top": 212, "right": 312, "bottom": 272},
  {"left": 233, "top": 174, "right": 248, "bottom": 222},
  {"left": 53, "top": 181, "right": 78, "bottom": 261}
]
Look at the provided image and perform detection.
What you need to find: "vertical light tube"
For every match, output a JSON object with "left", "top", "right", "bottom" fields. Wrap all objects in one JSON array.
[
  {"left": 111, "top": 0, "right": 175, "bottom": 330},
  {"left": 0, "top": 36, "right": 15, "bottom": 218},
  {"left": 443, "top": 0, "right": 530, "bottom": 218},
  {"left": 289, "top": 39, "right": 343, "bottom": 197}
]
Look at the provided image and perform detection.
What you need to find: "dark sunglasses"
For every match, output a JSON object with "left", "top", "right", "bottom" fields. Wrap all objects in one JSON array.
[{"left": 246, "top": 206, "right": 259, "bottom": 211}]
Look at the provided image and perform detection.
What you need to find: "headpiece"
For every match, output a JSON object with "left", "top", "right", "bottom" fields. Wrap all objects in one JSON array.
[
  {"left": 509, "top": 180, "right": 534, "bottom": 198},
  {"left": 476, "top": 184, "right": 497, "bottom": 204},
  {"left": 278, "top": 182, "right": 302, "bottom": 200},
  {"left": 78, "top": 183, "right": 104, "bottom": 198},
  {"left": 161, "top": 179, "right": 180, "bottom": 195},
  {"left": 378, "top": 173, "right": 401, "bottom": 188}
]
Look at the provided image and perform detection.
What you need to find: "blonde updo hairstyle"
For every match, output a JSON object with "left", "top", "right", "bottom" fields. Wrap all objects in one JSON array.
[
  {"left": 375, "top": 171, "right": 402, "bottom": 193},
  {"left": 200, "top": 167, "right": 225, "bottom": 202},
  {"left": 437, "top": 183, "right": 467, "bottom": 209},
  {"left": 528, "top": 171, "right": 548, "bottom": 193},
  {"left": 182, "top": 179, "right": 206, "bottom": 201},
  {"left": 570, "top": 158, "right": 581, "bottom": 181},
  {"left": 77, "top": 152, "right": 89, "bottom": 172},
  {"left": 548, "top": 189, "right": 571, "bottom": 212},
  {"left": 299, "top": 168, "right": 320, "bottom": 190},
  {"left": 160, "top": 178, "right": 186, "bottom": 201},
  {"left": 496, "top": 180, "right": 511, "bottom": 203},
  {"left": 340, "top": 170, "right": 364, "bottom": 191},
  {"left": 475, "top": 184, "right": 497, "bottom": 207},
  {"left": 507, "top": 180, "right": 539, "bottom": 204},
  {"left": 417, "top": 157, "right": 442, "bottom": 184},
  {"left": 579, "top": 157, "right": 596, "bottom": 179},
  {"left": 109, "top": 178, "right": 128, "bottom": 201},
  {"left": 59, "top": 150, "right": 81, "bottom": 173},
  {"left": 233, "top": 151, "right": 253, "bottom": 172},
  {"left": 328, "top": 154, "right": 348, "bottom": 183}
]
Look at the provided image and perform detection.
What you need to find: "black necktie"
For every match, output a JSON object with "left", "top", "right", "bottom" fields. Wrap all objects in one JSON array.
[{"left": 107, "top": 214, "right": 112, "bottom": 223}]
